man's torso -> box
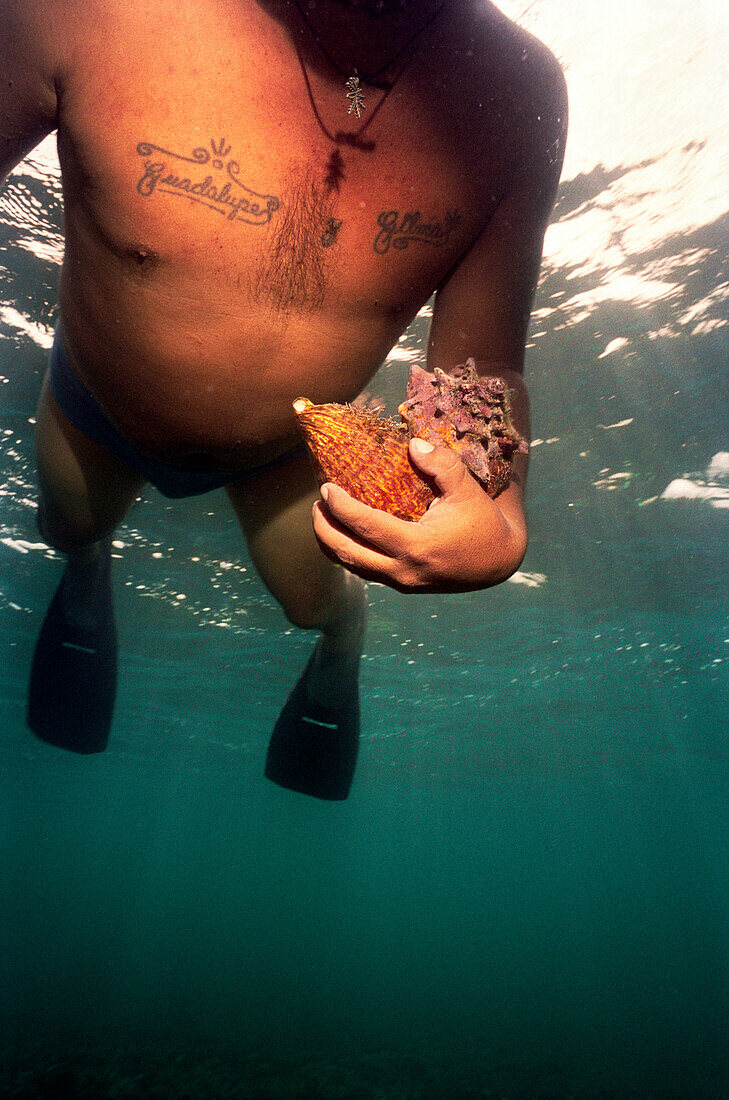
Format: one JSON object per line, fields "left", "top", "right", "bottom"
{"left": 52, "top": 0, "right": 540, "bottom": 468}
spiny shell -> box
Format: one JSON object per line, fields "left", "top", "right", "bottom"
{"left": 399, "top": 358, "right": 528, "bottom": 497}
{"left": 293, "top": 398, "right": 434, "bottom": 522}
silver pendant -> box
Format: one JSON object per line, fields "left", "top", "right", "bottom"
{"left": 345, "top": 72, "right": 366, "bottom": 117}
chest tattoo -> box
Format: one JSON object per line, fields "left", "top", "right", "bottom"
{"left": 135, "top": 137, "right": 279, "bottom": 226}
{"left": 373, "top": 209, "right": 462, "bottom": 254}
{"left": 321, "top": 218, "right": 343, "bottom": 247}
{"left": 323, "top": 149, "right": 346, "bottom": 194}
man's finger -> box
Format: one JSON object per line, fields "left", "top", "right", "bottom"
{"left": 408, "top": 438, "right": 474, "bottom": 498}
{"left": 312, "top": 500, "right": 402, "bottom": 579}
{"left": 318, "top": 483, "right": 418, "bottom": 557}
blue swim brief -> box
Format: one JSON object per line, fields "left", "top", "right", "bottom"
{"left": 48, "top": 327, "right": 306, "bottom": 499}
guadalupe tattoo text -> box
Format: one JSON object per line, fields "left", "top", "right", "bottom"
{"left": 374, "top": 209, "right": 461, "bottom": 254}
{"left": 135, "top": 137, "right": 279, "bottom": 225}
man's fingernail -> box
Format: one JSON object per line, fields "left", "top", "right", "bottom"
{"left": 410, "top": 437, "right": 434, "bottom": 455}
{"left": 320, "top": 484, "right": 330, "bottom": 502}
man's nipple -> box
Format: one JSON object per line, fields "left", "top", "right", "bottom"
{"left": 126, "top": 246, "right": 159, "bottom": 274}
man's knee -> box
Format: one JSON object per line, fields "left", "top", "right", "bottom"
{"left": 36, "top": 498, "right": 114, "bottom": 553}
{"left": 279, "top": 587, "right": 333, "bottom": 632}
{"left": 277, "top": 568, "right": 364, "bottom": 634}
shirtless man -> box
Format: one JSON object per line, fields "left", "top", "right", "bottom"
{"left": 1, "top": 0, "right": 566, "bottom": 799}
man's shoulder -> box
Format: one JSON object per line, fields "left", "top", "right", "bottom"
{"left": 461, "top": 5, "right": 567, "bottom": 188}
{"left": 1, "top": 0, "right": 83, "bottom": 62}
{"left": 1, "top": 0, "right": 133, "bottom": 59}
{"left": 464, "top": 4, "right": 567, "bottom": 134}
{"left": 511, "top": 23, "right": 568, "bottom": 130}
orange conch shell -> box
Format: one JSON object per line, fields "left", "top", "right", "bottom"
{"left": 293, "top": 398, "right": 434, "bottom": 522}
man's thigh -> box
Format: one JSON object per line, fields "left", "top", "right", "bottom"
{"left": 35, "top": 372, "right": 146, "bottom": 548}
{"left": 226, "top": 451, "right": 342, "bottom": 623}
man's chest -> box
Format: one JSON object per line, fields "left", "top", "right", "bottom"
{"left": 58, "top": 3, "right": 512, "bottom": 316}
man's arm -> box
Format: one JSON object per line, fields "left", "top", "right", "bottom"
{"left": 313, "top": 49, "right": 567, "bottom": 593}
{"left": 0, "top": 0, "right": 62, "bottom": 187}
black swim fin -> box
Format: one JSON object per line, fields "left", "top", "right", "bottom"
{"left": 265, "top": 647, "right": 359, "bottom": 801}
{"left": 27, "top": 564, "right": 117, "bottom": 754}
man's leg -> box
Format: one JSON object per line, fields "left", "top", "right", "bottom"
{"left": 28, "top": 374, "right": 146, "bottom": 751}
{"left": 35, "top": 373, "right": 146, "bottom": 550}
{"left": 227, "top": 453, "right": 366, "bottom": 799}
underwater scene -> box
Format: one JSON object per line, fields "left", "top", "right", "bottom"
{"left": 1, "top": 0, "right": 727, "bottom": 1096}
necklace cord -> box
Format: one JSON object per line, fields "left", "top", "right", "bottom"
{"left": 295, "top": 39, "right": 387, "bottom": 147}
{"left": 290, "top": 0, "right": 449, "bottom": 86}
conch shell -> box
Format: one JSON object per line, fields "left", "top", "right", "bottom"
{"left": 294, "top": 359, "right": 528, "bottom": 522}
{"left": 293, "top": 398, "right": 434, "bottom": 521}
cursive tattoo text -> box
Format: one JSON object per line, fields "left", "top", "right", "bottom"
{"left": 373, "top": 209, "right": 461, "bottom": 254}
{"left": 135, "top": 137, "right": 279, "bottom": 225}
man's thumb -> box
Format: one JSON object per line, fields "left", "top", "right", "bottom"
{"left": 408, "top": 437, "right": 471, "bottom": 497}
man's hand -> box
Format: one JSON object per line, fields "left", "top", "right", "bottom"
{"left": 311, "top": 438, "right": 528, "bottom": 594}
